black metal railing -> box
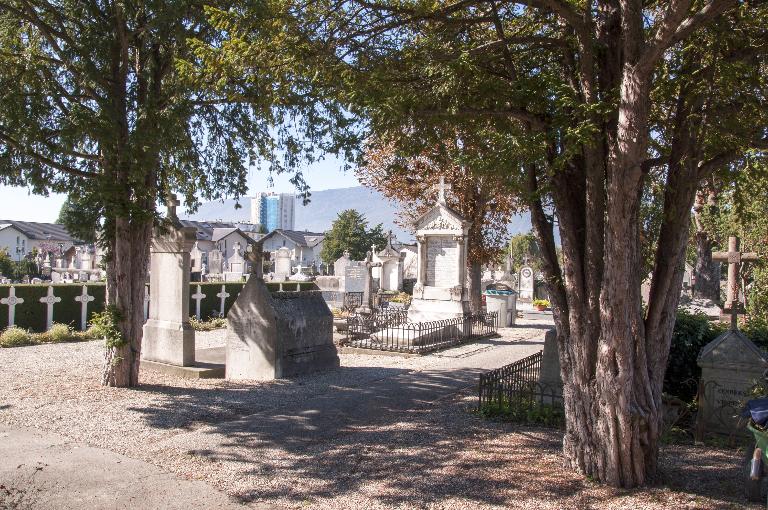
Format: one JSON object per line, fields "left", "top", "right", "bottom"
{"left": 345, "top": 311, "right": 497, "bottom": 354}
{"left": 478, "top": 351, "right": 563, "bottom": 410}
{"left": 321, "top": 291, "right": 364, "bottom": 311}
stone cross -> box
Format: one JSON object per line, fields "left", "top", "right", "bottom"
{"left": 192, "top": 285, "right": 206, "bottom": 320}
{"left": 1, "top": 286, "right": 24, "bottom": 327}
{"left": 39, "top": 285, "right": 61, "bottom": 330}
{"left": 246, "top": 243, "right": 264, "bottom": 279}
{"left": 74, "top": 285, "right": 95, "bottom": 331}
{"left": 166, "top": 193, "right": 180, "bottom": 221}
{"left": 431, "top": 176, "right": 451, "bottom": 204}
{"left": 712, "top": 235, "right": 760, "bottom": 330}
{"left": 216, "top": 285, "right": 230, "bottom": 317}
{"left": 361, "top": 248, "right": 382, "bottom": 311}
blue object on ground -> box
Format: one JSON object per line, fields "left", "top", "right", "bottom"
{"left": 742, "top": 397, "right": 768, "bottom": 427}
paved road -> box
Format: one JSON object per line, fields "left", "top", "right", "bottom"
{"left": 0, "top": 322, "right": 551, "bottom": 509}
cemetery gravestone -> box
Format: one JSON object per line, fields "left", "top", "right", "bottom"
{"left": 226, "top": 241, "right": 339, "bottom": 380}
{"left": 697, "top": 328, "right": 768, "bottom": 435}
{"left": 344, "top": 263, "right": 366, "bottom": 293}
{"left": 142, "top": 195, "right": 197, "bottom": 366}
{"left": 274, "top": 246, "right": 292, "bottom": 280}
{"left": 208, "top": 249, "right": 224, "bottom": 275}
{"left": 408, "top": 177, "right": 470, "bottom": 322}
{"left": 518, "top": 266, "right": 535, "bottom": 301}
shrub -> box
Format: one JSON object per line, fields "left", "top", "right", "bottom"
{"left": 744, "top": 316, "right": 768, "bottom": 351}
{"left": 664, "top": 311, "right": 724, "bottom": 402}
{"left": 532, "top": 299, "right": 550, "bottom": 308}
{"left": 0, "top": 326, "right": 35, "bottom": 347}
{"left": 189, "top": 316, "right": 227, "bottom": 331}
{"left": 41, "top": 323, "right": 73, "bottom": 343}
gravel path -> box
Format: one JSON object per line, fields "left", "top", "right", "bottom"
{"left": 0, "top": 320, "right": 757, "bottom": 509}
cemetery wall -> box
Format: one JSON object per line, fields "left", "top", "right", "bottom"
{"left": 0, "top": 281, "right": 317, "bottom": 332}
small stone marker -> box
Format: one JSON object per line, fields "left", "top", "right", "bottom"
{"left": 1, "top": 286, "right": 24, "bottom": 327}
{"left": 192, "top": 285, "right": 206, "bottom": 320}
{"left": 39, "top": 286, "right": 61, "bottom": 330}
{"left": 74, "top": 285, "right": 95, "bottom": 331}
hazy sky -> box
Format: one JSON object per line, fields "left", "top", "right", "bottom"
{"left": 0, "top": 155, "right": 361, "bottom": 223}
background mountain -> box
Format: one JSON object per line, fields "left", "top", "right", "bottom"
{"left": 183, "top": 185, "right": 534, "bottom": 243}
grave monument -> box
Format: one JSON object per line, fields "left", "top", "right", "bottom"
{"left": 226, "top": 241, "right": 339, "bottom": 380}
{"left": 697, "top": 235, "right": 765, "bottom": 436}
{"left": 142, "top": 195, "right": 198, "bottom": 366}
{"left": 274, "top": 246, "right": 292, "bottom": 280}
{"left": 408, "top": 177, "right": 471, "bottom": 322}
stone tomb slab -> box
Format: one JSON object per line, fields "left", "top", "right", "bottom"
{"left": 226, "top": 277, "right": 339, "bottom": 380}
{"left": 697, "top": 328, "right": 768, "bottom": 435}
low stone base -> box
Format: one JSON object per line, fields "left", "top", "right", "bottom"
{"left": 142, "top": 319, "right": 195, "bottom": 366}
{"left": 370, "top": 323, "right": 465, "bottom": 347}
{"left": 142, "top": 347, "right": 225, "bottom": 379}
{"left": 406, "top": 297, "right": 470, "bottom": 323}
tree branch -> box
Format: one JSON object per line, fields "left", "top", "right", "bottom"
{"left": 0, "top": 130, "right": 98, "bottom": 179}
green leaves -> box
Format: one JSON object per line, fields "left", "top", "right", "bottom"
{"left": 320, "top": 209, "right": 387, "bottom": 262}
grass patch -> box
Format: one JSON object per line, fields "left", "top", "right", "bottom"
{"left": 189, "top": 316, "right": 227, "bottom": 331}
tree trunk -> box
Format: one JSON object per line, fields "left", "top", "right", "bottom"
{"left": 102, "top": 216, "right": 153, "bottom": 387}
{"left": 468, "top": 261, "right": 482, "bottom": 313}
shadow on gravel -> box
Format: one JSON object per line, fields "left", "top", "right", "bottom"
{"left": 128, "top": 359, "right": 753, "bottom": 509}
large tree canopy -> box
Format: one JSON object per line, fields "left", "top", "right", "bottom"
{"left": 0, "top": 0, "right": 353, "bottom": 386}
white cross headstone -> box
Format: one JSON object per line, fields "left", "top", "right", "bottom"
{"left": 1, "top": 286, "right": 24, "bottom": 327}
{"left": 74, "top": 285, "right": 95, "bottom": 331}
{"left": 39, "top": 285, "right": 61, "bottom": 330}
{"left": 216, "top": 285, "right": 230, "bottom": 317}
{"left": 192, "top": 285, "right": 206, "bottom": 320}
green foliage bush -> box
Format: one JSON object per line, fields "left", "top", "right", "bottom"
{"left": 89, "top": 306, "right": 124, "bottom": 348}
{"left": 0, "top": 326, "right": 34, "bottom": 347}
{"left": 189, "top": 316, "right": 227, "bottom": 331}
{"left": 664, "top": 311, "right": 724, "bottom": 402}
{"left": 43, "top": 323, "right": 73, "bottom": 343}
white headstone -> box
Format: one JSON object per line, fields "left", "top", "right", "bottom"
{"left": 407, "top": 187, "right": 470, "bottom": 322}
{"left": 518, "top": 266, "right": 535, "bottom": 300}
{"left": 274, "top": 247, "right": 292, "bottom": 280}
{"left": 191, "top": 285, "right": 206, "bottom": 320}
{"left": 74, "top": 285, "right": 95, "bottom": 331}
{"left": 1, "top": 287, "right": 24, "bottom": 327}
{"left": 142, "top": 206, "right": 197, "bottom": 367}
{"left": 228, "top": 242, "right": 245, "bottom": 274}
{"left": 39, "top": 285, "right": 61, "bottom": 330}
{"left": 216, "top": 285, "right": 230, "bottom": 316}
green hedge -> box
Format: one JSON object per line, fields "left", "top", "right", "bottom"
{"left": 0, "top": 280, "right": 319, "bottom": 331}
{"left": 0, "top": 284, "right": 106, "bottom": 332}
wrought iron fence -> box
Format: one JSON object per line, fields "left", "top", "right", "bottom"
{"left": 321, "top": 291, "right": 364, "bottom": 311}
{"left": 478, "top": 351, "right": 563, "bottom": 410}
{"left": 345, "top": 311, "right": 497, "bottom": 354}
